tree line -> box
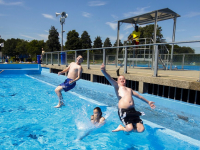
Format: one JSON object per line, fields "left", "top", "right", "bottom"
{"left": 0, "top": 24, "right": 195, "bottom": 60}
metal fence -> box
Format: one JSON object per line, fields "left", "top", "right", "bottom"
{"left": 42, "top": 40, "right": 200, "bottom": 81}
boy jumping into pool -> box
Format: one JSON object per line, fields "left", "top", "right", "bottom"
{"left": 101, "top": 63, "right": 156, "bottom": 133}
{"left": 54, "top": 55, "right": 83, "bottom": 108}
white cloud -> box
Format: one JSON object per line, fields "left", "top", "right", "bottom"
{"left": 123, "top": 6, "right": 150, "bottom": 18}
{"left": 44, "top": 30, "right": 48, "bottom": 33}
{"left": 185, "top": 12, "right": 200, "bottom": 18}
{"left": 88, "top": 1, "right": 106, "bottom": 6}
{"left": 108, "top": 34, "right": 125, "bottom": 44}
{"left": 111, "top": 14, "right": 118, "bottom": 20}
{"left": 0, "top": 0, "right": 22, "bottom": 5}
{"left": 82, "top": 12, "right": 92, "bottom": 18}
{"left": 194, "top": 36, "right": 200, "bottom": 38}
{"left": 123, "top": 24, "right": 133, "bottom": 30}
{"left": 42, "top": 14, "right": 55, "bottom": 20}
{"left": 20, "top": 34, "right": 35, "bottom": 39}
{"left": 106, "top": 22, "right": 117, "bottom": 30}
{"left": 38, "top": 34, "right": 48, "bottom": 40}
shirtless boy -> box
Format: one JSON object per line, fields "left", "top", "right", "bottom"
{"left": 54, "top": 55, "right": 83, "bottom": 108}
{"left": 101, "top": 63, "right": 155, "bottom": 132}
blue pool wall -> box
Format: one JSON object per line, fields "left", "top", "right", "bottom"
{"left": 0, "top": 64, "right": 41, "bottom": 74}
{"left": 77, "top": 78, "right": 200, "bottom": 118}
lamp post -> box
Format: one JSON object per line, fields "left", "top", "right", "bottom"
{"left": 56, "top": 12, "right": 68, "bottom": 65}
{"left": 56, "top": 12, "right": 68, "bottom": 52}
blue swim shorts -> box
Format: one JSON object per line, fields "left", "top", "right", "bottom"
{"left": 59, "top": 78, "right": 76, "bottom": 92}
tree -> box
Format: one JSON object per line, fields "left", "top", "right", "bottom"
{"left": 93, "top": 36, "right": 103, "bottom": 54}
{"left": 15, "top": 40, "right": 28, "bottom": 56}
{"left": 138, "top": 24, "right": 163, "bottom": 43}
{"left": 65, "top": 30, "right": 82, "bottom": 51}
{"left": 80, "top": 31, "right": 92, "bottom": 55}
{"left": 173, "top": 45, "right": 195, "bottom": 54}
{"left": 103, "top": 37, "right": 112, "bottom": 54}
{"left": 80, "top": 31, "right": 92, "bottom": 49}
{"left": 3, "top": 38, "right": 21, "bottom": 57}
{"left": 113, "top": 39, "right": 123, "bottom": 54}
{"left": 27, "top": 40, "right": 45, "bottom": 59}
{"left": 46, "top": 26, "right": 61, "bottom": 52}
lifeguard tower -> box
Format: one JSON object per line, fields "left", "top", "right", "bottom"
{"left": 116, "top": 8, "right": 180, "bottom": 70}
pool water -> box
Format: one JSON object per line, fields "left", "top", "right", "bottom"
{"left": 0, "top": 69, "right": 200, "bottom": 149}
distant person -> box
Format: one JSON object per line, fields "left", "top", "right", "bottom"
{"left": 91, "top": 107, "right": 105, "bottom": 127}
{"left": 128, "top": 25, "right": 140, "bottom": 45}
{"left": 54, "top": 55, "right": 83, "bottom": 108}
{"left": 128, "top": 25, "right": 140, "bottom": 56}
{"left": 40, "top": 48, "right": 45, "bottom": 62}
{"left": 101, "top": 63, "right": 155, "bottom": 133}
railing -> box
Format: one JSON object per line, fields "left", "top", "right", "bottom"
{"left": 42, "top": 40, "right": 200, "bottom": 81}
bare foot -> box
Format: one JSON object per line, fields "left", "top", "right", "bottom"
{"left": 54, "top": 102, "right": 65, "bottom": 108}
{"left": 112, "top": 125, "right": 125, "bottom": 132}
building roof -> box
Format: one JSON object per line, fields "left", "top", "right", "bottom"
{"left": 118, "top": 8, "right": 180, "bottom": 25}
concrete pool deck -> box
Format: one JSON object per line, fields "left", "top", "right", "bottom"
{"left": 41, "top": 64, "right": 200, "bottom": 93}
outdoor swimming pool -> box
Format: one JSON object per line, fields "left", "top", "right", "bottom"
{"left": 0, "top": 68, "right": 200, "bottom": 149}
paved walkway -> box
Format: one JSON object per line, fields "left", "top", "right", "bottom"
{"left": 42, "top": 64, "right": 200, "bottom": 91}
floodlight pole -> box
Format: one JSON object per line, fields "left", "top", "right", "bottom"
{"left": 61, "top": 23, "right": 63, "bottom": 52}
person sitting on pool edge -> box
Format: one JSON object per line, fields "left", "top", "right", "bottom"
{"left": 54, "top": 55, "right": 83, "bottom": 108}
{"left": 91, "top": 107, "right": 105, "bottom": 127}
{"left": 100, "top": 63, "right": 156, "bottom": 133}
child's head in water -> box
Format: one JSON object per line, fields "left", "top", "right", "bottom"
{"left": 91, "top": 107, "right": 105, "bottom": 126}
{"left": 93, "top": 107, "right": 102, "bottom": 119}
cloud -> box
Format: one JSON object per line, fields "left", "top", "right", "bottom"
{"left": 106, "top": 22, "right": 117, "bottom": 30}
{"left": 0, "top": 0, "right": 22, "bottom": 5}
{"left": 123, "top": 24, "right": 133, "bottom": 30}
{"left": 185, "top": 12, "right": 200, "bottom": 18}
{"left": 194, "top": 36, "right": 200, "bottom": 38}
{"left": 111, "top": 14, "right": 118, "bottom": 20}
{"left": 123, "top": 6, "right": 150, "bottom": 18}
{"left": 20, "top": 34, "right": 35, "bottom": 39}
{"left": 88, "top": 1, "right": 106, "bottom": 6}
{"left": 108, "top": 34, "right": 125, "bottom": 44}
{"left": 82, "top": 12, "right": 92, "bottom": 18}
{"left": 42, "top": 14, "right": 55, "bottom": 20}
{"left": 44, "top": 30, "right": 48, "bottom": 33}
{"left": 38, "top": 34, "right": 48, "bottom": 40}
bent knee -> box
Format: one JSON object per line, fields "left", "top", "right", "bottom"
{"left": 137, "top": 126, "right": 145, "bottom": 133}
{"left": 126, "top": 126, "right": 134, "bottom": 132}
{"left": 55, "top": 88, "right": 61, "bottom": 93}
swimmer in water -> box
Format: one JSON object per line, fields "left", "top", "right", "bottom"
{"left": 54, "top": 55, "right": 83, "bottom": 108}
{"left": 101, "top": 63, "right": 155, "bottom": 133}
{"left": 77, "top": 107, "right": 105, "bottom": 141}
{"left": 91, "top": 107, "right": 105, "bottom": 127}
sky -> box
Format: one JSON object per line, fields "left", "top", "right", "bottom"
{"left": 0, "top": 0, "right": 200, "bottom": 53}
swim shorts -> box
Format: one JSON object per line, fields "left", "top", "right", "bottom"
{"left": 59, "top": 78, "right": 76, "bottom": 92}
{"left": 118, "top": 107, "right": 143, "bottom": 127}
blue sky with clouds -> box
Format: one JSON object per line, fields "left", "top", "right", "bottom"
{"left": 0, "top": 0, "right": 200, "bottom": 53}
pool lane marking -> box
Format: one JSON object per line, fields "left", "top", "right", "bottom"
{"left": 25, "top": 74, "right": 200, "bottom": 147}
{"left": 25, "top": 74, "right": 107, "bottom": 106}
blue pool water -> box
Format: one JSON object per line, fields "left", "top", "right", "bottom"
{"left": 0, "top": 68, "right": 200, "bottom": 149}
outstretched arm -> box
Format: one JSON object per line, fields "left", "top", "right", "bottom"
{"left": 101, "top": 63, "right": 118, "bottom": 88}
{"left": 58, "top": 63, "right": 71, "bottom": 75}
{"left": 132, "top": 90, "right": 156, "bottom": 109}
